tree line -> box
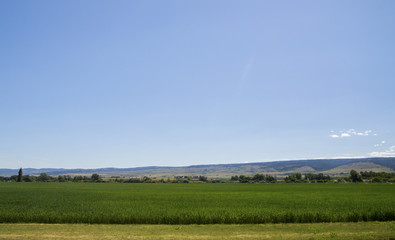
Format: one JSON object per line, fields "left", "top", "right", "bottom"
{"left": 2, "top": 168, "right": 395, "bottom": 183}
{"left": 359, "top": 171, "right": 395, "bottom": 182}
{"left": 0, "top": 171, "right": 102, "bottom": 182}
{"left": 231, "top": 170, "right": 395, "bottom": 183}
{"left": 230, "top": 174, "right": 277, "bottom": 183}
{"left": 229, "top": 173, "right": 333, "bottom": 183}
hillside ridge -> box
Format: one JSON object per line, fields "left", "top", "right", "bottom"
{"left": 1, "top": 157, "right": 394, "bottom": 178}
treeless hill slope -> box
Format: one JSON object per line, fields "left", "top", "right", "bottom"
{"left": 323, "top": 162, "right": 393, "bottom": 175}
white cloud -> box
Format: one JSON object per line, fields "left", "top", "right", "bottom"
{"left": 374, "top": 140, "right": 387, "bottom": 147}
{"left": 348, "top": 129, "right": 357, "bottom": 135}
{"left": 357, "top": 130, "right": 372, "bottom": 136}
{"left": 369, "top": 145, "right": 395, "bottom": 157}
{"left": 330, "top": 129, "right": 374, "bottom": 138}
{"left": 331, "top": 155, "right": 367, "bottom": 159}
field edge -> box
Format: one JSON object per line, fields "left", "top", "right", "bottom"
{"left": 0, "top": 222, "right": 394, "bottom": 240}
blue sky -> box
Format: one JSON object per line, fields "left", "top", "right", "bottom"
{"left": 1, "top": 0, "right": 395, "bottom": 168}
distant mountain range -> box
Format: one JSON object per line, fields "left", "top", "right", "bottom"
{"left": 1, "top": 157, "right": 394, "bottom": 178}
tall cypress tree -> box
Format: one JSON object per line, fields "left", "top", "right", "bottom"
{"left": 18, "top": 168, "right": 23, "bottom": 182}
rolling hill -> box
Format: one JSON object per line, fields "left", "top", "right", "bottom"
{"left": 1, "top": 157, "right": 394, "bottom": 179}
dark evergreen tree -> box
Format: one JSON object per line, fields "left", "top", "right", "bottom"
{"left": 17, "top": 168, "right": 22, "bottom": 182}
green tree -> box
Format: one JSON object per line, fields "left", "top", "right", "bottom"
{"left": 350, "top": 170, "right": 363, "bottom": 182}
{"left": 58, "top": 175, "right": 65, "bottom": 182}
{"left": 23, "top": 175, "right": 34, "bottom": 182}
{"left": 285, "top": 173, "right": 302, "bottom": 183}
{"left": 252, "top": 174, "right": 265, "bottom": 182}
{"left": 230, "top": 175, "right": 239, "bottom": 181}
{"left": 265, "top": 175, "right": 277, "bottom": 183}
{"left": 91, "top": 174, "right": 101, "bottom": 182}
{"left": 17, "top": 168, "right": 23, "bottom": 182}
{"left": 238, "top": 175, "right": 251, "bottom": 183}
{"left": 37, "top": 173, "right": 50, "bottom": 182}
{"left": 73, "top": 176, "right": 83, "bottom": 182}
{"left": 10, "top": 175, "right": 18, "bottom": 182}
{"left": 143, "top": 176, "right": 152, "bottom": 183}
{"left": 199, "top": 175, "right": 208, "bottom": 182}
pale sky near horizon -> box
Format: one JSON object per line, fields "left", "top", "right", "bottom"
{"left": 1, "top": 0, "right": 395, "bottom": 169}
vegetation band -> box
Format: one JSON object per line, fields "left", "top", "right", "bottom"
{"left": 0, "top": 183, "right": 394, "bottom": 224}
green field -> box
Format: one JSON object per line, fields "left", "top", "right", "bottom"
{"left": 0, "top": 183, "right": 394, "bottom": 224}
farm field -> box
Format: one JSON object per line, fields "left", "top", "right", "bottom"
{"left": 0, "top": 222, "right": 394, "bottom": 240}
{"left": 0, "top": 183, "right": 394, "bottom": 224}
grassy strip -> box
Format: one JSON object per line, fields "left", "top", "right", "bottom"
{"left": 0, "top": 222, "right": 394, "bottom": 239}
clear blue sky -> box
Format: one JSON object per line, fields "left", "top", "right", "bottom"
{"left": 1, "top": 0, "right": 395, "bottom": 168}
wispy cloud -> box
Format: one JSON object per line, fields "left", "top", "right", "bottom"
{"left": 329, "top": 129, "right": 374, "bottom": 138}
{"left": 374, "top": 140, "right": 387, "bottom": 147}
{"left": 237, "top": 57, "right": 254, "bottom": 92}
{"left": 369, "top": 145, "right": 395, "bottom": 157}
{"left": 331, "top": 155, "right": 367, "bottom": 159}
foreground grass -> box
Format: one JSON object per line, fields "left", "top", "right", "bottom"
{"left": 0, "top": 183, "right": 394, "bottom": 224}
{"left": 0, "top": 222, "right": 394, "bottom": 239}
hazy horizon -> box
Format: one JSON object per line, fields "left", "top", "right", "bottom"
{"left": 2, "top": 156, "right": 394, "bottom": 170}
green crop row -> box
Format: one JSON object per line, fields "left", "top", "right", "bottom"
{"left": 0, "top": 182, "right": 394, "bottom": 224}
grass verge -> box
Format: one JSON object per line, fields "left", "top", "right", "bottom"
{"left": 0, "top": 222, "right": 394, "bottom": 240}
